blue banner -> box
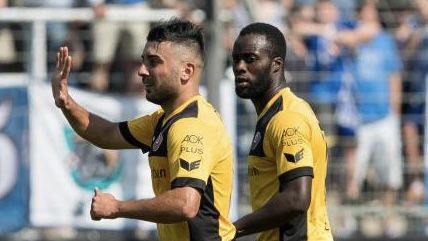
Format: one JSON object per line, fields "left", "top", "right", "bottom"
{"left": 0, "top": 87, "right": 29, "bottom": 234}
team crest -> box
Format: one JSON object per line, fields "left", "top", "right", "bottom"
{"left": 152, "top": 133, "right": 163, "bottom": 152}
{"left": 251, "top": 131, "right": 261, "bottom": 150}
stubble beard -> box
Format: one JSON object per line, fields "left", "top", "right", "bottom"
{"left": 145, "top": 78, "right": 178, "bottom": 106}
{"left": 146, "top": 87, "right": 177, "bottom": 106}
{"left": 235, "top": 71, "right": 271, "bottom": 99}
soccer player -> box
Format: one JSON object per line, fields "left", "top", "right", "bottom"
{"left": 51, "top": 19, "right": 236, "bottom": 241}
{"left": 231, "top": 23, "right": 333, "bottom": 241}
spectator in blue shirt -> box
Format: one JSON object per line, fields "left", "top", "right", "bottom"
{"left": 338, "top": 1, "right": 403, "bottom": 207}
{"left": 299, "top": 0, "right": 355, "bottom": 141}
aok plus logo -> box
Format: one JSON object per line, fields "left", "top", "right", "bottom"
{"left": 180, "top": 134, "right": 204, "bottom": 155}
{"left": 181, "top": 135, "right": 203, "bottom": 145}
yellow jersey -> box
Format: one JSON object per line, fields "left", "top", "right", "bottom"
{"left": 248, "top": 88, "right": 333, "bottom": 241}
{"left": 119, "top": 95, "right": 236, "bottom": 241}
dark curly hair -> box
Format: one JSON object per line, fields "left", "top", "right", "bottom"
{"left": 238, "top": 22, "right": 287, "bottom": 60}
{"left": 147, "top": 18, "right": 205, "bottom": 61}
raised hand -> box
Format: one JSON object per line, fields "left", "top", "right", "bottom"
{"left": 52, "top": 47, "right": 72, "bottom": 109}
{"left": 90, "top": 188, "right": 120, "bottom": 221}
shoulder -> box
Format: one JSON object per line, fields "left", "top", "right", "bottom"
{"left": 281, "top": 91, "right": 317, "bottom": 120}
{"left": 268, "top": 111, "right": 312, "bottom": 139}
{"left": 171, "top": 117, "right": 203, "bottom": 129}
{"left": 167, "top": 118, "right": 216, "bottom": 149}
{"left": 271, "top": 110, "right": 310, "bottom": 128}
{"left": 127, "top": 108, "right": 164, "bottom": 125}
{"left": 269, "top": 94, "right": 316, "bottom": 135}
{"left": 170, "top": 112, "right": 220, "bottom": 135}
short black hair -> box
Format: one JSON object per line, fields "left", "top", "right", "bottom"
{"left": 147, "top": 18, "right": 205, "bottom": 61}
{"left": 238, "top": 23, "right": 287, "bottom": 60}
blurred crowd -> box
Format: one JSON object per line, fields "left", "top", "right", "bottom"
{"left": 0, "top": 0, "right": 427, "bottom": 238}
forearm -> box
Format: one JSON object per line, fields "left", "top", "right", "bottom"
{"left": 334, "top": 30, "right": 358, "bottom": 48}
{"left": 234, "top": 176, "right": 311, "bottom": 238}
{"left": 335, "top": 23, "right": 379, "bottom": 48}
{"left": 60, "top": 97, "right": 117, "bottom": 149}
{"left": 234, "top": 208, "right": 280, "bottom": 237}
{"left": 389, "top": 72, "right": 402, "bottom": 115}
{"left": 117, "top": 188, "right": 199, "bottom": 223}
{"left": 234, "top": 192, "right": 306, "bottom": 237}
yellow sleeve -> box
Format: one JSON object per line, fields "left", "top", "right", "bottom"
{"left": 268, "top": 112, "right": 314, "bottom": 183}
{"left": 118, "top": 109, "right": 163, "bottom": 153}
{"left": 168, "top": 118, "right": 214, "bottom": 192}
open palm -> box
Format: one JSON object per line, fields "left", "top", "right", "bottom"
{"left": 52, "top": 47, "right": 72, "bottom": 109}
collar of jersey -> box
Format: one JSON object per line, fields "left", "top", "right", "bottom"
{"left": 162, "top": 95, "right": 202, "bottom": 124}
{"left": 257, "top": 87, "right": 289, "bottom": 119}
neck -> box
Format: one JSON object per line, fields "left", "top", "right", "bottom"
{"left": 161, "top": 89, "right": 199, "bottom": 116}
{"left": 252, "top": 80, "right": 286, "bottom": 115}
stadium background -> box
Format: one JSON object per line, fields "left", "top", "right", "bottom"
{"left": 0, "top": 0, "right": 427, "bottom": 241}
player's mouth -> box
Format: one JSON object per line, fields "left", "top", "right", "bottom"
{"left": 235, "top": 76, "right": 250, "bottom": 88}
{"left": 143, "top": 80, "right": 153, "bottom": 88}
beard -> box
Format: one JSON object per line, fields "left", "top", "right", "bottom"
{"left": 146, "top": 90, "right": 175, "bottom": 105}
{"left": 145, "top": 79, "right": 178, "bottom": 105}
{"left": 146, "top": 87, "right": 177, "bottom": 105}
{"left": 144, "top": 66, "right": 181, "bottom": 105}
{"left": 235, "top": 70, "right": 271, "bottom": 99}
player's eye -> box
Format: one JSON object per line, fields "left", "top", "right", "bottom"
{"left": 144, "top": 58, "right": 161, "bottom": 67}
{"left": 245, "top": 55, "right": 257, "bottom": 63}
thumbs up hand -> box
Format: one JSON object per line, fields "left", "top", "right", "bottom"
{"left": 90, "top": 188, "right": 120, "bottom": 221}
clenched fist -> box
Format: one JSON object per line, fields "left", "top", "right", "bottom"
{"left": 90, "top": 188, "right": 120, "bottom": 221}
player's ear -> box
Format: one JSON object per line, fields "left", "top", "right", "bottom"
{"left": 181, "top": 62, "right": 195, "bottom": 84}
{"left": 272, "top": 57, "right": 283, "bottom": 73}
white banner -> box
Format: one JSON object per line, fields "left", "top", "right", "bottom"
{"left": 29, "top": 82, "right": 157, "bottom": 230}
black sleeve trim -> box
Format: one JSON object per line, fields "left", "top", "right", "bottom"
{"left": 278, "top": 167, "right": 314, "bottom": 185}
{"left": 118, "top": 121, "right": 151, "bottom": 153}
{"left": 171, "top": 177, "right": 206, "bottom": 192}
